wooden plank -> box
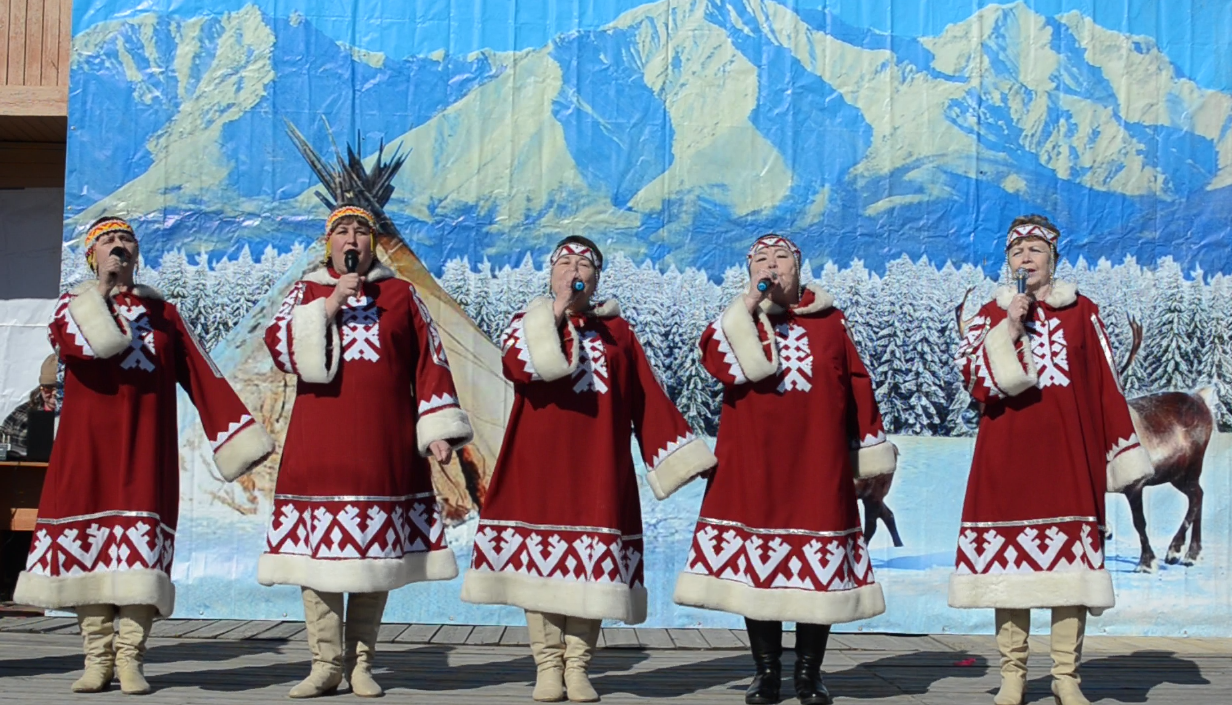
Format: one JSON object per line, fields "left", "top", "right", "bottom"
{"left": 601, "top": 628, "right": 639, "bottom": 649}
{"left": 697, "top": 628, "right": 745, "bottom": 649}
{"left": 464, "top": 626, "right": 505, "bottom": 645}
{"left": 0, "top": 0, "right": 9, "bottom": 84}
{"left": 732, "top": 629, "right": 750, "bottom": 646}
{"left": 499, "top": 626, "right": 529, "bottom": 646}
{"left": 39, "top": 0, "right": 58, "bottom": 86}
{"left": 393, "top": 624, "right": 439, "bottom": 643}
{"left": 56, "top": 0, "right": 69, "bottom": 87}
{"left": 184, "top": 620, "right": 250, "bottom": 639}
{"left": 24, "top": 0, "right": 43, "bottom": 86}
{"left": 7, "top": 0, "right": 28, "bottom": 85}
{"left": 0, "top": 616, "right": 58, "bottom": 632}
{"left": 6, "top": 507, "right": 38, "bottom": 531}
{"left": 150, "top": 620, "right": 217, "bottom": 638}
{"left": 376, "top": 623, "right": 407, "bottom": 643}
{"left": 430, "top": 625, "right": 473, "bottom": 644}
{"left": 221, "top": 621, "right": 282, "bottom": 640}
{"left": 248, "top": 622, "right": 304, "bottom": 640}
{"left": 667, "top": 629, "right": 709, "bottom": 650}
{"left": 30, "top": 617, "right": 76, "bottom": 633}
{"left": 0, "top": 85, "right": 67, "bottom": 116}
{"left": 634, "top": 628, "right": 674, "bottom": 649}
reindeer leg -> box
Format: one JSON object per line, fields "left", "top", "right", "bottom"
{"left": 1183, "top": 483, "right": 1204, "bottom": 566}
{"left": 880, "top": 503, "right": 904, "bottom": 548}
{"left": 1165, "top": 479, "right": 1197, "bottom": 565}
{"left": 862, "top": 499, "right": 878, "bottom": 545}
{"left": 1126, "top": 487, "right": 1156, "bottom": 573}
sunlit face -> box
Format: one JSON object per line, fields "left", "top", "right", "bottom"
{"left": 328, "top": 217, "right": 375, "bottom": 274}
{"left": 551, "top": 253, "right": 599, "bottom": 304}
{"left": 1007, "top": 237, "right": 1053, "bottom": 289}
{"left": 749, "top": 245, "right": 799, "bottom": 296}
{"left": 92, "top": 229, "right": 139, "bottom": 274}
{"left": 39, "top": 385, "right": 57, "bottom": 410}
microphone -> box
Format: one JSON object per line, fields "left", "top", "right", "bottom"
{"left": 1015, "top": 267, "right": 1029, "bottom": 295}
{"left": 110, "top": 247, "right": 128, "bottom": 264}
{"left": 344, "top": 250, "right": 359, "bottom": 274}
{"left": 756, "top": 272, "right": 779, "bottom": 292}
{"left": 572, "top": 280, "right": 586, "bottom": 293}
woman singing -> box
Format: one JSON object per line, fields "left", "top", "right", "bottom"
{"left": 949, "top": 215, "right": 1152, "bottom": 705}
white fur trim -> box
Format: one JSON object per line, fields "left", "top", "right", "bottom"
{"left": 416, "top": 407, "right": 475, "bottom": 455}
{"left": 719, "top": 298, "right": 778, "bottom": 383}
{"left": 460, "top": 569, "right": 648, "bottom": 624}
{"left": 290, "top": 297, "right": 340, "bottom": 384}
{"left": 645, "top": 437, "right": 717, "bottom": 500}
{"left": 14, "top": 568, "right": 174, "bottom": 618}
{"left": 302, "top": 261, "right": 397, "bottom": 284}
{"left": 994, "top": 281, "right": 1078, "bottom": 309}
{"left": 948, "top": 569, "right": 1114, "bottom": 613}
{"left": 521, "top": 297, "right": 579, "bottom": 382}
{"left": 72, "top": 280, "right": 165, "bottom": 301}
{"left": 759, "top": 282, "right": 835, "bottom": 316}
{"left": 66, "top": 286, "right": 132, "bottom": 359}
{"left": 590, "top": 299, "right": 621, "bottom": 318}
{"left": 983, "top": 318, "right": 1038, "bottom": 397}
{"left": 1107, "top": 445, "right": 1153, "bottom": 492}
{"left": 213, "top": 422, "right": 275, "bottom": 482}
{"left": 673, "top": 572, "right": 885, "bottom": 624}
{"left": 851, "top": 441, "right": 897, "bottom": 479}
{"left": 258, "top": 548, "right": 457, "bottom": 593}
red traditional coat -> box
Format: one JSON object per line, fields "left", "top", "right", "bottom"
{"left": 258, "top": 263, "right": 472, "bottom": 594}
{"left": 948, "top": 283, "right": 1152, "bottom": 612}
{"left": 460, "top": 297, "right": 716, "bottom": 624}
{"left": 673, "top": 284, "right": 895, "bottom": 624}
{"left": 14, "top": 282, "right": 273, "bottom": 617}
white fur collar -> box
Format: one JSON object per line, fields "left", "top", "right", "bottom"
{"left": 759, "top": 282, "right": 835, "bottom": 316}
{"left": 994, "top": 281, "right": 1078, "bottom": 309}
{"left": 534, "top": 296, "right": 622, "bottom": 319}
{"left": 303, "top": 261, "right": 397, "bottom": 285}
{"left": 73, "top": 280, "right": 164, "bottom": 301}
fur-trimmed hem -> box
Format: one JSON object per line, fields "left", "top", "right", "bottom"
{"left": 257, "top": 548, "right": 458, "bottom": 593}
{"left": 720, "top": 298, "right": 778, "bottom": 383}
{"left": 213, "top": 422, "right": 275, "bottom": 482}
{"left": 290, "top": 297, "right": 340, "bottom": 384}
{"left": 645, "top": 437, "right": 717, "bottom": 500}
{"left": 303, "top": 261, "right": 397, "bottom": 284}
{"left": 460, "top": 569, "right": 647, "bottom": 624}
{"left": 994, "top": 281, "right": 1078, "bottom": 309}
{"left": 983, "top": 318, "right": 1038, "bottom": 396}
{"left": 14, "top": 568, "right": 174, "bottom": 618}
{"left": 851, "top": 441, "right": 897, "bottom": 479}
{"left": 67, "top": 286, "right": 132, "bottom": 359}
{"left": 416, "top": 407, "right": 475, "bottom": 455}
{"left": 673, "top": 572, "right": 885, "bottom": 624}
{"left": 522, "top": 297, "right": 579, "bottom": 382}
{"left": 1107, "top": 445, "right": 1153, "bottom": 492}
{"left": 948, "top": 569, "right": 1115, "bottom": 613}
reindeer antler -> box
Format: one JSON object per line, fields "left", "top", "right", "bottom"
{"left": 1119, "top": 314, "right": 1144, "bottom": 379}
{"left": 955, "top": 286, "right": 977, "bottom": 336}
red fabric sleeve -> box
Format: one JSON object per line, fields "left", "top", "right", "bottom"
{"left": 1089, "top": 306, "right": 1152, "bottom": 491}
{"left": 840, "top": 313, "right": 896, "bottom": 478}
{"left": 956, "top": 302, "right": 1037, "bottom": 403}
{"left": 264, "top": 281, "right": 308, "bottom": 375}
{"left": 408, "top": 284, "right": 473, "bottom": 454}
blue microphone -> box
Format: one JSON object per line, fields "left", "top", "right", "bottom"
{"left": 572, "top": 280, "right": 585, "bottom": 292}
{"left": 757, "top": 280, "right": 770, "bottom": 292}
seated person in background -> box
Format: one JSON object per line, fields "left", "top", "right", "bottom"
{"left": 0, "top": 354, "right": 60, "bottom": 459}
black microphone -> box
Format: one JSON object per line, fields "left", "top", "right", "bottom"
{"left": 344, "top": 250, "right": 359, "bottom": 274}
{"left": 110, "top": 246, "right": 128, "bottom": 264}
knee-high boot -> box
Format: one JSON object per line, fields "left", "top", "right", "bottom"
{"left": 344, "top": 591, "right": 388, "bottom": 698}
{"left": 793, "top": 623, "right": 832, "bottom": 705}
{"left": 995, "top": 609, "right": 1031, "bottom": 705}
{"left": 71, "top": 604, "right": 116, "bottom": 693}
{"left": 289, "top": 588, "right": 345, "bottom": 698}
{"left": 115, "top": 604, "right": 156, "bottom": 695}
{"left": 1050, "top": 607, "right": 1090, "bottom": 705}
{"left": 526, "top": 611, "right": 567, "bottom": 702}
{"left": 563, "top": 616, "right": 601, "bottom": 702}
{"left": 744, "top": 618, "right": 783, "bottom": 705}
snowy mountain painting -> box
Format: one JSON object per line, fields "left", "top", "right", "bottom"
{"left": 60, "top": 0, "right": 1232, "bottom": 634}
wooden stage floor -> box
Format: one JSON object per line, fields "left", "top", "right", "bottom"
{"left": 0, "top": 617, "right": 1226, "bottom": 702}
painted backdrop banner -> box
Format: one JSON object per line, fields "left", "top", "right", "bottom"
{"left": 59, "top": 0, "right": 1232, "bottom": 635}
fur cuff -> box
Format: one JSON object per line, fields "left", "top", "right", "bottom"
{"left": 257, "top": 548, "right": 458, "bottom": 593}
{"left": 948, "top": 568, "right": 1114, "bottom": 613}
{"left": 984, "top": 318, "right": 1038, "bottom": 397}
{"left": 851, "top": 441, "right": 897, "bottom": 479}
{"left": 213, "top": 423, "right": 275, "bottom": 482}
{"left": 291, "top": 298, "right": 340, "bottom": 385}
{"left": 14, "top": 568, "right": 175, "bottom": 618}
{"left": 416, "top": 407, "right": 475, "bottom": 455}
{"left": 460, "top": 569, "right": 648, "bottom": 624}
{"left": 673, "top": 572, "right": 886, "bottom": 624}
{"left": 1107, "top": 445, "right": 1153, "bottom": 492}
{"left": 67, "top": 287, "right": 132, "bottom": 359}
{"left": 645, "top": 437, "right": 717, "bottom": 500}
{"left": 521, "top": 297, "right": 578, "bottom": 382}
{"left": 719, "top": 298, "right": 778, "bottom": 383}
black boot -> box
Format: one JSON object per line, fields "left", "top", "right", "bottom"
{"left": 793, "top": 623, "right": 832, "bottom": 705}
{"left": 744, "top": 619, "right": 783, "bottom": 705}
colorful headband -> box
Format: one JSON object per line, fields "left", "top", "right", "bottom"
{"left": 550, "top": 242, "right": 601, "bottom": 270}
{"left": 325, "top": 206, "right": 377, "bottom": 236}
{"left": 1005, "top": 223, "right": 1059, "bottom": 249}
{"left": 746, "top": 234, "right": 801, "bottom": 265}
{"left": 84, "top": 217, "right": 135, "bottom": 271}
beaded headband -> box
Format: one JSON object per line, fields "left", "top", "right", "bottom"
{"left": 84, "top": 217, "right": 135, "bottom": 272}
{"left": 325, "top": 206, "right": 377, "bottom": 236}
{"left": 1005, "top": 223, "right": 1059, "bottom": 249}
{"left": 550, "top": 242, "right": 601, "bottom": 270}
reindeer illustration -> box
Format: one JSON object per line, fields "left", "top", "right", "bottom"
{"left": 856, "top": 472, "right": 903, "bottom": 547}
{"left": 955, "top": 290, "right": 1217, "bottom": 572}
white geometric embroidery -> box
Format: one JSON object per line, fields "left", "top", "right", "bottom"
{"left": 53, "top": 294, "right": 95, "bottom": 358}
{"left": 1027, "top": 310, "right": 1069, "bottom": 388}
{"left": 209, "top": 415, "right": 253, "bottom": 451}
{"left": 956, "top": 314, "right": 1004, "bottom": 398}
{"left": 685, "top": 521, "right": 873, "bottom": 592}
{"left": 340, "top": 295, "right": 381, "bottom": 362}
{"left": 573, "top": 330, "right": 610, "bottom": 394}
{"left": 649, "top": 433, "right": 696, "bottom": 470}
{"left": 709, "top": 320, "right": 749, "bottom": 384}
{"left": 774, "top": 322, "right": 812, "bottom": 393}
{"left": 1106, "top": 434, "right": 1140, "bottom": 462}
{"left": 418, "top": 394, "right": 458, "bottom": 415}
{"left": 270, "top": 282, "right": 306, "bottom": 373}
{"left": 471, "top": 523, "right": 643, "bottom": 587}
{"left": 501, "top": 317, "right": 541, "bottom": 381}
{"left": 410, "top": 287, "right": 451, "bottom": 370}
{"left": 955, "top": 519, "right": 1105, "bottom": 575}
{"left": 265, "top": 493, "right": 442, "bottom": 559}
{"left": 116, "top": 303, "right": 156, "bottom": 372}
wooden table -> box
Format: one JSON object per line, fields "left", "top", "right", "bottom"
{"left": 0, "top": 461, "right": 46, "bottom": 531}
